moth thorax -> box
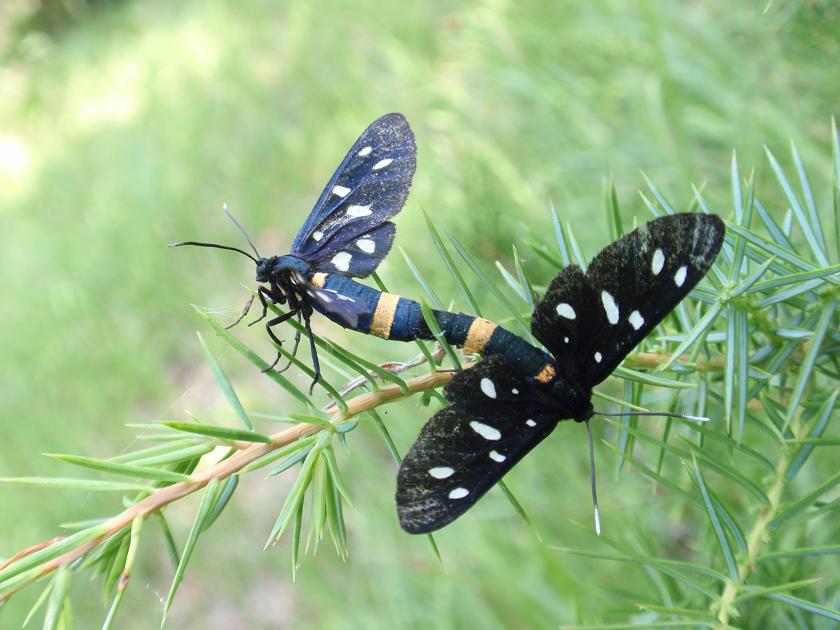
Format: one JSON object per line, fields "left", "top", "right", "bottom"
{"left": 548, "top": 377, "right": 592, "bottom": 422}
{"left": 270, "top": 255, "right": 310, "bottom": 279}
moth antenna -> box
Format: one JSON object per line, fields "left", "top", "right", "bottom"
{"left": 168, "top": 241, "right": 258, "bottom": 263}
{"left": 585, "top": 420, "right": 601, "bottom": 536}
{"left": 223, "top": 203, "right": 261, "bottom": 258}
{"left": 596, "top": 410, "right": 711, "bottom": 424}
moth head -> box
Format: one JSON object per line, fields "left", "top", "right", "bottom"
{"left": 254, "top": 256, "right": 276, "bottom": 283}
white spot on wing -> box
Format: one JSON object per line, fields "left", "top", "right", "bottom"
{"left": 489, "top": 450, "right": 506, "bottom": 462}
{"left": 372, "top": 158, "right": 393, "bottom": 170}
{"left": 526, "top": 419, "right": 537, "bottom": 427}
{"left": 511, "top": 388, "right": 519, "bottom": 395}
{"left": 358, "top": 146, "right": 372, "bottom": 156}
{"left": 356, "top": 238, "right": 376, "bottom": 253}
{"left": 556, "top": 303, "right": 576, "bottom": 319}
{"left": 449, "top": 487, "right": 469, "bottom": 499}
{"left": 331, "top": 252, "right": 353, "bottom": 272}
{"left": 312, "top": 230, "right": 324, "bottom": 241}
{"left": 594, "top": 352, "right": 602, "bottom": 363}
{"left": 469, "top": 421, "right": 501, "bottom": 441}
{"left": 564, "top": 336, "right": 569, "bottom": 344}
{"left": 601, "top": 290, "right": 619, "bottom": 324}
{"left": 652, "top": 248, "right": 665, "bottom": 275}
{"left": 480, "top": 378, "right": 497, "bottom": 399}
{"left": 674, "top": 265, "right": 688, "bottom": 287}
{"left": 628, "top": 310, "right": 644, "bottom": 330}
{"left": 346, "top": 204, "right": 372, "bottom": 218}
{"left": 429, "top": 467, "right": 454, "bottom": 479}
{"left": 332, "top": 185, "right": 351, "bottom": 198}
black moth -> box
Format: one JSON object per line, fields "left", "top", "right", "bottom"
{"left": 396, "top": 213, "right": 725, "bottom": 534}
{"left": 171, "top": 114, "right": 416, "bottom": 390}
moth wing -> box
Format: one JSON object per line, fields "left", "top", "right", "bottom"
{"left": 531, "top": 213, "right": 724, "bottom": 387}
{"left": 301, "top": 284, "right": 367, "bottom": 329}
{"left": 308, "top": 221, "right": 396, "bottom": 278}
{"left": 291, "top": 113, "right": 415, "bottom": 277}
{"left": 530, "top": 263, "right": 599, "bottom": 380}
{"left": 396, "top": 356, "right": 559, "bottom": 534}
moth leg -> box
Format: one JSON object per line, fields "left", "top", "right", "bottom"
{"left": 262, "top": 308, "right": 297, "bottom": 372}
{"left": 248, "top": 285, "right": 279, "bottom": 327}
{"left": 276, "top": 310, "right": 303, "bottom": 374}
{"left": 226, "top": 294, "right": 255, "bottom": 330}
{"left": 304, "top": 312, "right": 320, "bottom": 395}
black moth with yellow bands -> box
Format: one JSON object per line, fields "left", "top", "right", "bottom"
{"left": 396, "top": 213, "right": 725, "bottom": 534}
{"left": 170, "top": 117, "right": 723, "bottom": 535}
{"left": 173, "top": 113, "right": 555, "bottom": 389}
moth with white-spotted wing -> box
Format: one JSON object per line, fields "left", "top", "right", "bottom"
{"left": 171, "top": 113, "right": 416, "bottom": 390}
{"left": 396, "top": 213, "right": 725, "bottom": 534}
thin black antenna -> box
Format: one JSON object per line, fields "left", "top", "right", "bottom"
{"left": 223, "top": 203, "right": 261, "bottom": 258}
{"left": 596, "top": 410, "right": 711, "bottom": 423}
{"left": 585, "top": 420, "right": 601, "bottom": 536}
{"left": 167, "top": 241, "right": 258, "bottom": 263}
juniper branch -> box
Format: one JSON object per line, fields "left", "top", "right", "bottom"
{"left": 0, "top": 369, "right": 453, "bottom": 602}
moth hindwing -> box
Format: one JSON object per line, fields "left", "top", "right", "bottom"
{"left": 396, "top": 356, "right": 559, "bottom": 534}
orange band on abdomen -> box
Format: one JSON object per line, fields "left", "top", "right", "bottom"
{"left": 370, "top": 292, "right": 400, "bottom": 339}
{"left": 463, "top": 318, "right": 498, "bottom": 355}
{"left": 534, "top": 363, "right": 556, "bottom": 384}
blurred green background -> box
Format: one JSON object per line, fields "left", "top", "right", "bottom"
{"left": 0, "top": 1, "right": 838, "bottom": 627}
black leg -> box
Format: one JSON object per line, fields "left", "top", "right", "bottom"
{"left": 248, "top": 286, "right": 277, "bottom": 327}
{"left": 304, "top": 314, "right": 320, "bottom": 395}
{"left": 226, "top": 294, "right": 255, "bottom": 330}
{"left": 276, "top": 311, "right": 303, "bottom": 374}
{"left": 262, "top": 309, "right": 297, "bottom": 372}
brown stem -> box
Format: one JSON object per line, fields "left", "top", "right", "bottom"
{"left": 0, "top": 347, "right": 764, "bottom": 600}
{"left": 0, "top": 370, "right": 454, "bottom": 600}
{"left": 626, "top": 352, "right": 725, "bottom": 372}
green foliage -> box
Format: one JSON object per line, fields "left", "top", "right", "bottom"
{"left": 2, "top": 2, "right": 840, "bottom": 628}
{"left": 1, "top": 136, "right": 838, "bottom": 628}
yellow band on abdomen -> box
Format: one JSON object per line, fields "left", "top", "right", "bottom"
{"left": 370, "top": 292, "right": 400, "bottom": 339}
{"left": 463, "top": 318, "right": 497, "bottom": 355}
{"left": 534, "top": 363, "right": 556, "bottom": 384}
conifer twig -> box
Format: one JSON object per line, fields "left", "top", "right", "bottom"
{"left": 0, "top": 369, "right": 454, "bottom": 601}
